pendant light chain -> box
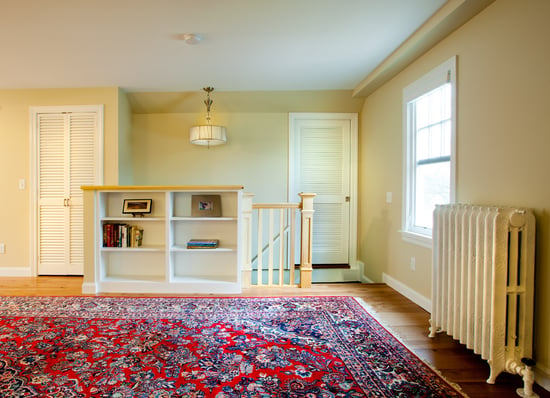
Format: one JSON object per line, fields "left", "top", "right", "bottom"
{"left": 203, "top": 87, "right": 214, "bottom": 125}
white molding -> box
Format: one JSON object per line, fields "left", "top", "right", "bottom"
{"left": 383, "top": 272, "right": 431, "bottom": 312}
{"left": 0, "top": 267, "right": 33, "bottom": 276}
{"left": 401, "top": 56, "right": 456, "bottom": 244}
{"left": 312, "top": 261, "right": 362, "bottom": 283}
{"left": 29, "top": 105, "right": 104, "bottom": 276}
{"left": 353, "top": 0, "right": 495, "bottom": 97}
{"left": 355, "top": 260, "right": 375, "bottom": 283}
{"left": 400, "top": 230, "right": 432, "bottom": 249}
{"left": 81, "top": 282, "right": 98, "bottom": 294}
{"left": 535, "top": 364, "right": 550, "bottom": 393}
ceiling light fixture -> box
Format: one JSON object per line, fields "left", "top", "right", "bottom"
{"left": 178, "top": 33, "right": 202, "bottom": 45}
{"left": 190, "top": 87, "right": 227, "bottom": 147}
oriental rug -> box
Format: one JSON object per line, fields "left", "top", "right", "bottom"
{"left": 0, "top": 296, "right": 465, "bottom": 397}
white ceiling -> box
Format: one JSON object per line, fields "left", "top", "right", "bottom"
{"left": 0, "top": 0, "right": 449, "bottom": 93}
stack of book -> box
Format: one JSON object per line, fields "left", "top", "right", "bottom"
{"left": 103, "top": 223, "right": 144, "bottom": 248}
{"left": 186, "top": 239, "right": 219, "bottom": 249}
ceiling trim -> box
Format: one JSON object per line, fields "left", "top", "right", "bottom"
{"left": 352, "top": 0, "right": 496, "bottom": 98}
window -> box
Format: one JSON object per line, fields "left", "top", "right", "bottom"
{"left": 402, "top": 57, "right": 456, "bottom": 247}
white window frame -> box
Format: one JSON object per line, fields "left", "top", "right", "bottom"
{"left": 401, "top": 56, "right": 456, "bottom": 248}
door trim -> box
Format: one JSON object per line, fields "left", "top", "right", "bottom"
{"left": 288, "top": 112, "right": 358, "bottom": 271}
{"left": 29, "top": 105, "right": 104, "bottom": 276}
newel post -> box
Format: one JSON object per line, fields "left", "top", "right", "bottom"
{"left": 241, "top": 192, "right": 255, "bottom": 288}
{"left": 299, "top": 193, "right": 316, "bottom": 288}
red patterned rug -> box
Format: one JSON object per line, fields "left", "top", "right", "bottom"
{"left": 0, "top": 296, "right": 464, "bottom": 397}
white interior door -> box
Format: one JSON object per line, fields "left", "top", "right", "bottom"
{"left": 33, "top": 106, "right": 103, "bottom": 275}
{"left": 289, "top": 113, "right": 357, "bottom": 265}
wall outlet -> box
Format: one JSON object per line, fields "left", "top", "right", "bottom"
{"left": 0, "top": 243, "right": 4, "bottom": 254}
{"left": 410, "top": 256, "right": 416, "bottom": 271}
{"left": 386, "top": 191, "right": 393, "bottom": 204}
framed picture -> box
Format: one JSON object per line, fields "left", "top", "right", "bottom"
{"left": 122, "top": 199, "right": 152, "bottom": 215}
{"left": 191, "top": 195, "right": 221, "bottom": 217}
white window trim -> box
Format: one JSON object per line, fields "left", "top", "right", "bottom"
{"left": 401, "top": 56, "right": 456, "bottom": 248}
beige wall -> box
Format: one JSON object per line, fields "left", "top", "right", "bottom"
{"left": 0, "top": 87, "right": 120, "bottom": 271}
{"left": 118, "top": 88, "right": 134, "bottom": 185}
{"left": 359, "top": 0, "right": 550, "bottom": 384}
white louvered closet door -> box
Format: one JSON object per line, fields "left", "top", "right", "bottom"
{"left": 291, "top": 117, "right": 351, "bottom": 264}
{"left": 38, "top": 111, "right": 100, "bottom": 275}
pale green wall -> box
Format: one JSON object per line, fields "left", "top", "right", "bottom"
{"left": 132, "top": 112, "right": 287, "bottom": 202}
{"left": 130, "top": 90, "right": 363, "bottom": 202}
{"left": 0, "top": 87, "right": 120, "bottom": 271}
{"left": 359, "top": 0, "right": 550, "bottom": 383}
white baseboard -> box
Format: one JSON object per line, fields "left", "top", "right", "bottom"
{"left": 535, "top": 363, "right": 550, "bottom": 392}
{"left": 0, "top": 267, "right": 33, "bottom": 276}
{"left": 312, "top": 260, "right": 363, "bottom": 283}
{"left": 356, "top": 261, "right": 375, "bottom": 283}
{"left": 81, "top": 282, "right": 97, "bottom": 294}
{"left": 382, "top": 272, "right": 431, "bottom": 312}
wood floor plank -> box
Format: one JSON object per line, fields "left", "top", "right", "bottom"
{"left": 0, "top": 277, "right": 548, "bottom": 397}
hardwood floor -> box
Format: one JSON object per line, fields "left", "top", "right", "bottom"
{"left": 1, "top": 277, "right": 548, "bottom": 398}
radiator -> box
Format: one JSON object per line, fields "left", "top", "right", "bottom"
{"left": 430, "top": 204, "right": 537, "bottom": 390}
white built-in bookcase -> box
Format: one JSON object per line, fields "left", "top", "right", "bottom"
{"left": 81, "top": 186, "right": 243, "bottom": 294}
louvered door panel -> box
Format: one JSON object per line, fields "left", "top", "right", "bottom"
{"left": 36, "top": 109, "right": 100, "bottom": 275}
{"left": 300, "top": 128, "right": 345, "bottom": 194}
{"left": 295, "top": 120, "right": 350, "bottom": 264}
{"left": 311, "top": 203, "right": 346, "bottom": 259}
{"left": 39, "top": 206, "right": 66, "bottom": 266}
{"left": 38, "top": 115, "right": 65, "bottom": 201}
{"left": 69, "top": 204, "right": 84, "bottom": 266}
{"left": 38, "top": 114, "right": 68, "bottom": 273}
{"left": 69, "top": 113, "right": 97, "bottom": 197}
{"left": 68, "top": 113, "right": 97, "bottom": 271}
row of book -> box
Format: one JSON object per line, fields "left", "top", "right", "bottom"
{"left": 103, "top": 223, "right": 144, "bottom": 248}
{"left": 187, "top": 239, "right": 219, "bottom": 249}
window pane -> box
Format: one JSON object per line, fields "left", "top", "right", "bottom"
{"left": 415, "top": 161, "right": 450, "bottom": 230}
{"left": 403, "top": 56, "right": 455, "bottom": 241}
{"left": 429, "top": 87, "right": 443, "bottom": 124}
{"left": 429, "top": 123, "right": 442, "bottom": 158}
{"left": 416, "top": 96, "right": 430, "bottom": 129}
{"left": 442, "top": 120, "right": 451, "bottom": 156}
{"left": 442, "top": 84, "right": 451, "bottom": 119}
{"left": 416, "top": 127, "right": 430, "bottom": 161}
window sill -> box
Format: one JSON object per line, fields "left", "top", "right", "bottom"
{"left": 400, "top": 230, "right": 432, "bottom": 249}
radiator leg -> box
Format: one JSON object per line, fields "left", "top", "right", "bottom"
{"left": 428, "top": 318, "right": 435, "bottom": 338}
{"left": 509, "top": 358, "right": 539, "bottom": 398}
{"left": 428, "top": 318, "right": 439, "bottom": 338}
{"left": 487, "top": 360, "right": 501, "bottom": 384}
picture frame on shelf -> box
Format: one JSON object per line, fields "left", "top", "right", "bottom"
{"left": 122, "top": 199, "right": 152, "bottom": 216}
{"left": 191, "top": 195, "right": 221, "bottom": 217}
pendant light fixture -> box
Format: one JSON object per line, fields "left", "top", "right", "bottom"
{"left": 189, "top": 87, "right": 227, "bottom": 147}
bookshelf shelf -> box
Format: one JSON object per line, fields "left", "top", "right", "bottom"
{"left": 101, "top": 217, "right": 165, "bottom": 222}
{"left": 170, "top": 245, "right": 234, "bottom": 252}
{"left": 100, "top": 246, "right": 164, "bottom": 252}
{"left": 82, "top": 186, "right": 244, "bottom": 294}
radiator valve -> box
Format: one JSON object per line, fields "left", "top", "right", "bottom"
{"left": 512, "top": 358, "right": 539, "bottom": 398}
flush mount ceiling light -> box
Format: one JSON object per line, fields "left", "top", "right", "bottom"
{"left": 177, "top": 33, "right": 202, "bottom": 45}
{"left": 190, "top": 87, "right": 227, "bottom": 147}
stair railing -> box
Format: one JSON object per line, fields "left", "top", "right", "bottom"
{"left": 241, "top": 192, "right": 315, "bottom": 288}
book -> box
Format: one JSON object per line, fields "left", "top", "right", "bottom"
{"left": 187, "top": 239, "right": 219, "bottom": 249}
{"left": 102, "top": 223, "right": 144, "bottom": 248}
